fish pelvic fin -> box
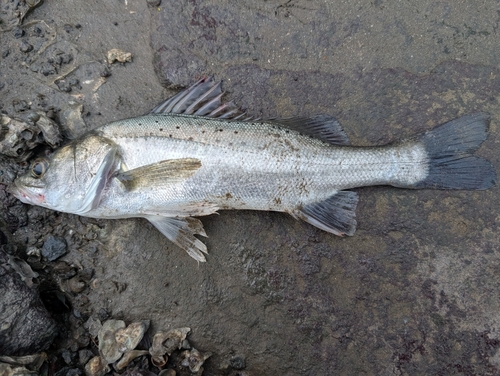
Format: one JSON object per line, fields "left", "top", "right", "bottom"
{"left": 406, "top": 113, "right": 496, "bottom": 190}
{"left": 146, "top": 215, "right": 208, "bottom": 262}
{"left": 293, "top": 191, "right": 359, "bottom": 236}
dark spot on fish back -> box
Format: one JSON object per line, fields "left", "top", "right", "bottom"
{"left": 176, "top": 126, "right": 180, "bottom": 129}
{"left": 225, "top": 192, "right": 233, "bottom": 199}
{"left": 234, "top": 131, "right": 238, "bottom": 134}
{"left": 188, "top": 137, "right": 193, "bottom": 141}
{"left": 159, "top": 128, "right": 163, "bottom": 131}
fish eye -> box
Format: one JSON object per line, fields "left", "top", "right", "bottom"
{"left": 30, "top": 158, "right": 49, "bottom": 179}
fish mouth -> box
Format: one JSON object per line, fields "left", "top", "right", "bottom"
{"left": 10, "top": 181, "right": 45, "bottom": 205}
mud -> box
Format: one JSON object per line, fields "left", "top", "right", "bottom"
{"left": 1, "top": 0, "right": 500, "bottom": 375}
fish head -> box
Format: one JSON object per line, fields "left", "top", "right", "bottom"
{"left": 12, "top": 133, "right": 119, "bottom": 215}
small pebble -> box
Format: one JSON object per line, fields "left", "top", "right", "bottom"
{"left": 40, "top": 62, "right": 56, "bottom": 76}
{"left": 78, "top": 349, "right": 94, "bottom": 365}
{"left": 230, "top": 355, "right": 246, "bottom": 370}
{"left": 13, "top": 28, "right": 25, "bottom": 38}
{"left": 41, "top": 235, "right": 67, "bottom": 261}
{"left": 19, "top": 41, "right": 33, "bottom": 53}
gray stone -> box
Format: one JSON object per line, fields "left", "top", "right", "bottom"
{"left": 42, "top": 235, "right": 67, "bottom": 261}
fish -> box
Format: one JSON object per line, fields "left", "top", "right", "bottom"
{"left": 11, "top": 77, "right": 497, "bottom": 262}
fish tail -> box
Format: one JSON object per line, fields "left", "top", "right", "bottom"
{"left": 410, "top": 113, "right": 496, "bottom": 190}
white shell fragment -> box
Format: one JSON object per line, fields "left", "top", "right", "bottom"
{"left": 98, "top": 319, "right": 126, "bottom": 363}
{"left": 115, "top": 320, "right": 150, "bottom": 353}
{"left": 115, "top": 349, "right": 149, "bottom": 371}
{"left": 97, "top": 319, "right": 150, "bottom": 365}
{"left": 180, "top": 347, "right": 212, "bottom": 374}
{"left": 107, "top": 49, "right": 132, "bottom": 64}
{"left": 149, "top": 327, "right": 191, "bottom": 367}
{"left": 84, "top": 356, "right": 110, "bottom": 376}
{"left": 0, "top": 353, "right": 46, "bottom": 373}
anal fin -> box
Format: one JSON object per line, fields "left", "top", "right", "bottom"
{"left": 146, "top": 215, "right": 208, "bottom": 262}
{"left": 293, "top": 191, "right": 359, "bottom": 236}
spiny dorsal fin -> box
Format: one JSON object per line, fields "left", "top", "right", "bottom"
{"left": 150, "top": 76, "right": 249, "bottom": 120}
{"left": 269, "top": 115, "right": 350, "bottom": 146}
{"left": 293, "top": 191, "right": 358, "bottom": 236}
{"left": 116, "top": 158, "right": 201, "bottom": 190}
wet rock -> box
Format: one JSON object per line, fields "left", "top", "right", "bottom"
{"left": 61, "top": 350, "right": 76, "bottom": 365}
{"left": 0, "top": 248, "right": 58, "bottom": 355}
{"left": 84, "top": 316, "right": 103, "bottom": 339}
{"left": 13, "top": 28, "right": 25, "bottom": 38}
{"left": 12, "top": 100, "right": 29, "bottom": 112}
{"left": 53, "top": 261, "right": 78, "bottom": 280}
{"left": 59, "top": 101, "right": 87, "bottom": 139}
{"left": 19, "top": 41, "right": 33, "bottom": 53}
{"left": 5, "top": 253, "right": 38, "bottom": 288}
{"left": 41, "top": 235, "right": 67, "bottom": 261}
{"left": 107, "top": 49, "right": 132, "bottom": 64}
{"left": 78, "top": 349, "right": 95, "bottom": 366}
{"left": 229, "top": 355, "right": 246, "bottom": 370}
{"left": 40, "top": 62, "right": 57, "bottom": 76}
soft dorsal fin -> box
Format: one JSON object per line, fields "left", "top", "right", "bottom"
{"left": 269, "top": 115, "right": 350, "bottom": 146}
{"left": 293, "top": 191, "right": 359, "bottom": 236}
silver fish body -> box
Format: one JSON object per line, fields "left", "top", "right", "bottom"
{"left": 12, "top": 78, "right": 496, "bottom": 261}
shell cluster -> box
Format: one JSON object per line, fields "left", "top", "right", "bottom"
{"left": 0, "top": 113, "right": 61, "bottom": 160}
{"left": 85, "top": 319, "right": 211, "bottom": 376}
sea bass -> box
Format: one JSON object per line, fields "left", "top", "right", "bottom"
{"left": 11, "top": 77, "right": 496, "bottom": 261}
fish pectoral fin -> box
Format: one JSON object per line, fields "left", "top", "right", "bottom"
{"left": 269, "top": 115, "right": 350, "bottom": 146}
{"left": 116, "top": 158, "right": 201, "bottom": 190}
{"left": 146, "top": 215, "right": 208, "bottom": 262}
{"left": 293, "top": 191, "right": 359, "bottom": 236}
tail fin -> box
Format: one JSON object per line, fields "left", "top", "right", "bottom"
{"left": 413, "top": 113, "right": 496, "bottom": 190}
